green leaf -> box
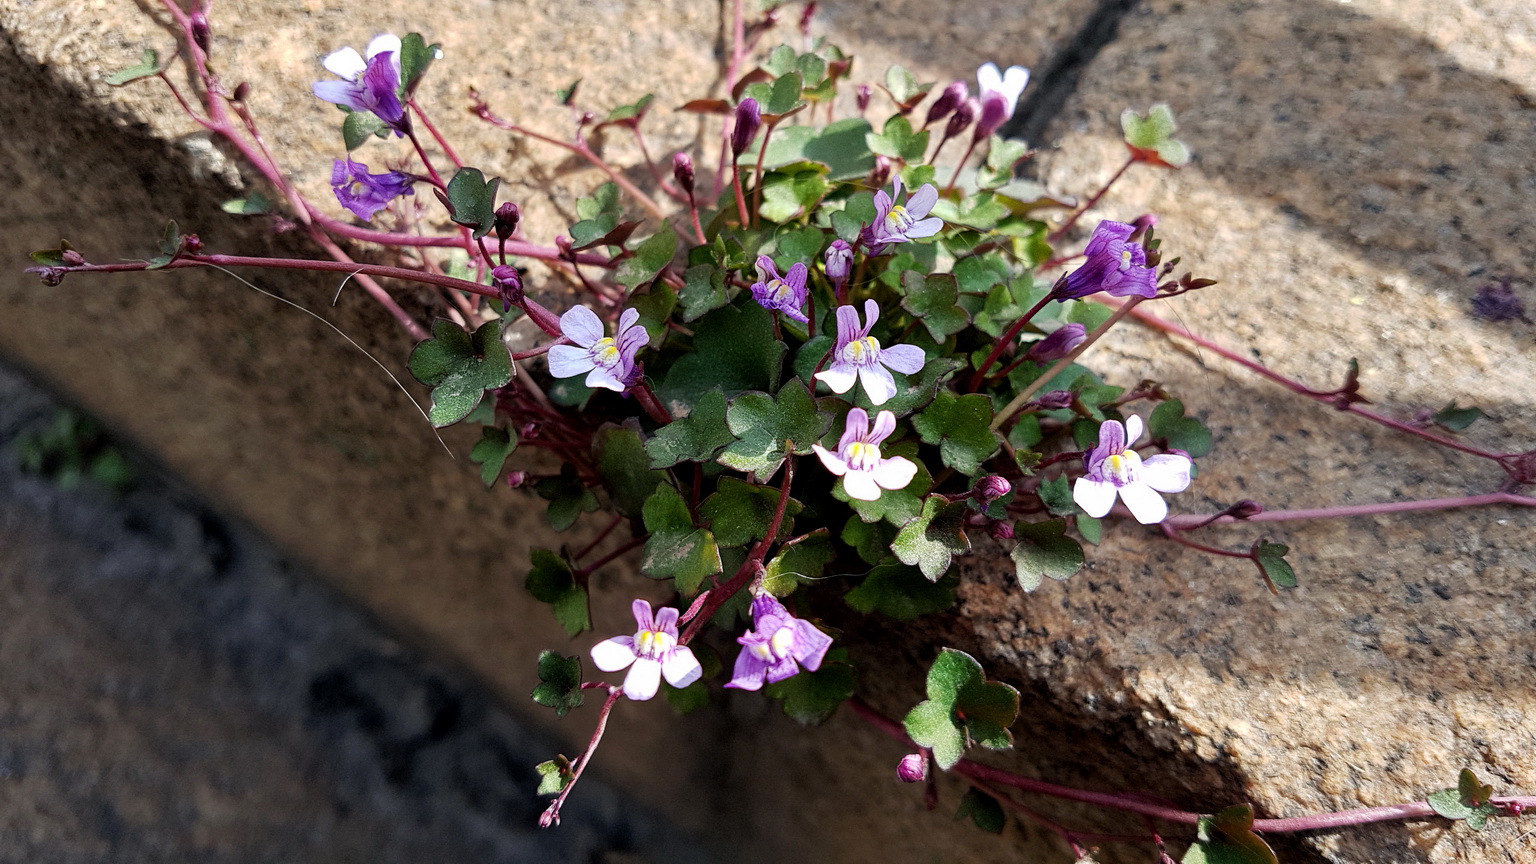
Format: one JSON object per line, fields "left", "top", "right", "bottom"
{"left": 444, "top": 168, "right": 501, "bottom": 239}
{"left": 844, "top": 561, "right": 955, "bottom": 620}
{"left": 763, "top": 647, "right": 855, "bottom": 725}
{"left": 1121, "top": 104, "right": 1191, "bottom": 168}
{"left": 105, "top": 48, "right": 161, "bottom": 86}
{"left": 1010, "top": 519, "right": 1085, "bottom": 591}
{"left": 954, "top": 789, "right": 1006, "bottom": 834}
{"left": 759, "top": 166, "right": 830, "bottom": 223}
{"left": 1432, "top": 401, "right": 1485, "bottom": 432}
{"left": 882, "top": 65, "right": 933, "bottom": 108}
{"left": 616, "top": 222, "right": 678, "bottom": 289}
{"left": 700, "top": 476, "right": 803, "bottom": 548}
{"left": 646, "top": 390, "right": 734, "bottom": 468}
{"left": 849, "top": 356, "right": 964, "bottom": 417}
{"left": 1076, "top": 513, "right": 1102, "bottom": 545}
{"left": 556, "top": 79, "right": 581, "bottom": 105}
{"left": 1065, "top": 297, "right": 1115, "bottom": 331}
{"left": 660, "top": 301, "right": 785, "bottom": 409}
{"left": 866, "top": 114, "right": 929, "bottom": 162}
{"left": 718, "top": 379, "right": 828, "bottom": 479}
{"left": 640, "top": 484, "right": 723, "bottom": 594}
{"left": 1148, "top": 399, "right": 1213, "bottom": 457}
{"left": 1037, "top": 475, "right": 1080, "bottom": 518}
{"left": 772, "top": 225, "right": 827, "bottom": 269}
{"left": 978, "top": 136, "right": 1030, "bottom": 189}
{"left": 666, "top": 680, "right": 711, "bottom": 715}
{"left": 525, "top": 549, "right": 590, "bottom": 636}
{"left": 408, "top": 318, "right": 514, "bottom": 427}
{"left": 831, "top": 190, "right": 878, "bottom": 243}
{"left": 530, "top": 650, "right": 584, "bottom": 718}
{"left": 911, "top": 391, "right": 999, "bottom": 476}
{"left": 535, "top": 757, "right": 573, "bottom": 796}
{"left": 1428, "top": 769, "right": 1499, "bottom": 830}
{"left": 1182, "top": 805, "right": 1279, "bottom": 864}
{"left": 570, "top": 182, "right": 630, "bottom": 249}
{"left": 594, "top": 424, "right": 666, "bottom": 517}
{"left": 220, "top": 192, "right": 272, "bottom": 215}
{"left": 601, "top": 93, "right": 655, "bottom": 126}
{"left": 929, "top": 192, "right": 1010, "bottom": 231}
{"left": 903, "top": 648, "right": 1012, "bottom": 770}
{"left": 399, "top": 33, "right": 440, "bottom": 95}
{"left": 534, "top": 465, "right": 599, "bottom": 531}
{"left": 762, "top": 530, "right": 834, "bottom": 597}
{"left": 761, "top": 71, "right": 807, "bottom": 116}
{"left": 898, "top": 271, "right": 970, "bottom": 341}
{"left": 678, "top": 264, "right": 730, "bottom": 322}
{"left": 904, "top": 698, "right": 965, "bottom": 770}
{"left": 1252, "top": 540, "right": 1298, "bottom": 590}
{"left": 842, "top": 517, "right": 898, "bottom": 565}
{"left": 470, "top": 426, "right": 517, "bottom": 487}
{"left": 893, "top": 496, "right": 971, "bottom": 581}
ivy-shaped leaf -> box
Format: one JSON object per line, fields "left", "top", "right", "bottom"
{"left": 535, "top": 756, "right": 573, "bottom": 796}
{"left": 759, "top": 165, "right": 831, "bottom": 223}
{"left": 741, "top": 71, "right": 806, "bottom": 117}
{"left": 220, "top": 192, "right": 272, "bottom": 215}
{"left": 845, "top": 561, "right": 956, "bottom": 620}
{"left": 678, "top": 264, "right": 730, "bottom": 322}
{"left": 408, "top": 318, "right": 513, "bottom": 427}
{"left": 530, "top": 650, "right": 584, "bottom": 718}
{"left": 594, "top": 423, "right": 666, "bottom": 518}
{"left": 1037, "top": 474, "right": 1080, "bottom": 518}
{"left": 849, "top": 356, "right": 964, "bottom": 417}
{"left": 342, "top": 110, "right": 392, "bottom": 150}
{"left": 444, "top": 167, "right": 501, "bottom": 239}
{"left": 898, "top": 271, "right": 970, "bottom": 341}
{"left": 1427, "top": 768, "right": 1499, "bottom": 830}
{"left": 841, "top": 517, "right": 899, "bottom": 566}
{"left": 763, "top": 647, "right": 855, "bottom": 725}
{"left": 646, "top": 390, "right": 734, "bottom": 468}
{"left": 718, "top": 379, "right": 828, "bottom": 479}
{"left": 911, "top": 391, "right": 1000, "bottom": 476}
{"left": 534, "top": 465, "right": 599, "bottom": 531}
{"left": 597, "top": 93, "right": 655, "bottom": 129}
{"left": 660, "top": 301, "right": 785, "bottom": 409}
{"left": 525, "top": 549, "right": 590, "bottom": 636}
{"left": 893, "top": 495, "right": 972, "bottom": 581}
{"left": 830, "top": 190, "right": 878, "bottom": 243}
{"left": 1149, "top": 399, "right": 1213, "bottom": 457}
{"left": 470, "top": 426, "right": 517, "bottom": 487}
{"left": 867, "top": 114, "right": 930, "bottom": 162}
{"left": 1431, "top": 401, "right": 1485, "bottom": 432}
{"left": 761, "top": 530, "right": 834, "bottom": 597}
{"left": 399, "top": 33, "right": 441, "bottom": 96}
{"left": 955, "top": 789, "right": 1006, "bottom": 834}
{"left": 903, "top": 648, "right": 1019, "bottom": 770}
{"left": 881, "top": 65, "right": 934, "bottom": 112}
{"left": 1181, "top": 805, "right": 1279, "bottom": 864}
{"left": 616, "top": 222, "right": 678, "bottom": 289}
{"left": 1251, "top": 540, "right": 1298, "bottom": 591}
{"left": 699, "top": 476, "right": 803, "bottom": 549}
{"left": 106, "top": 48, "right": 161, "bottom": 86}
{"left": 1122, "top": 104, "right": 1191, "bottom": 168}
{"left": 640, "top": 484, "right": 722, "bottom": 594}
{"left": 977, "top": 136, "right": 1030, "bottom": 189}
{"left": 1011, "top": 519, "right": 1085, "bottom": 591}
{"left": 569, "top": 182, "right": 632, "bottom": 249}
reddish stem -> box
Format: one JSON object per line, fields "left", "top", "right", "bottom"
{"left": 969, "top": 293, "right": 1055, "bottom": 390}
{"left": 539, "top": 686, "right": 623, "bottom": 827}
{"left": 1048, "top": 156, "right": 1134, "bottom": 244}
{"left": 1162, "top": 492, "right": 1536, "bottom": 530}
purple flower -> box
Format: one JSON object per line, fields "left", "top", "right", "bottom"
{"left": 814, "top": 300, "right": 926, "bottom": 405}
{"left": 974, "top": 62, "right": 1029, "bottom": 140}
{"left": 329, "top": 159, "right": 414, "bottom": 221}
{"left": 812, "top": 407, "right": 918, "bottom": 501}
{"left": 591, "top": 599, "right": 702, "bottom": 701}
{"left": 1025, "top": 322, "right": 1087, "bottom": 362}
{"left": 749, "top": 256, "right": 809, "bottom": 323}
{"left": 861, "top": 179, "right": 944, "bottom": 256}
{"left": 547, "top": 306, "right": 648, "bottom": 392}
{"left": 896, "top": 753, "right": 928, "bottom": 783}
{"left": 731, "top": 97, "right": 762, "bottom": 157}
{"left": 312, "top": 35, "right": 406, "bottom": 131}
{"left": 824, "top": 239, "right": 853, "bottom": 285}
{"left": 1073, "top": 414, "right": 1192, "bottom": 524}
{"left": 1057, "top": 220, "right": 1158, "bottom": 300}
{"left": 725, "top": 594, "right": 833, "bottom": 691}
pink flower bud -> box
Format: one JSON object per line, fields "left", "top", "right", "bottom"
{"left": 492, "top": 265, "right": 524, "bottom": 312}
{"left": 672, "top": 152, "right": 695, "bottom": 196}
{"left": 869, "top": 155, "right": 892, "bottom": 190}
{"left": 731, "top": 98, "right": 762, "bottom": 157}
{"left": 505, "top": 470, "right": 529, "bottom": 488}
{"left": 975, "top": 475, "right": 1012, "bottom": 503}
{"left": 974, "top": 92, "right": 1010, "bottom": 140}
{"left": 824, "top": 239, "right": 852, "bottom": 284}
{"left": 896, "top": 753, "right": 928, "bottom": 783}
{"left": 190, "top": 11, "right": 212, "bottom": 55}
{"left": 987, "top": 520, "right": 1015, "bottom": 541}
{"left": 1230, "top": 500, "right": 1264, "bottom": 519}
{"left": 1036, "top": 390, "right": 1075, "bottom": 410}
{"left": 944, "top": 97, "right": 979, "bottom": 140}
{"left": 494, "top": 201, "right": 521, "bottom": 241}
{"left": 856, "top": 84, "right": 872, "bottom": 114}
{"left": 1026, "top": 323, "right": 1087, "bottom": 362}
{"left": 925, "top": 81, "right": 968, "bottom": 128}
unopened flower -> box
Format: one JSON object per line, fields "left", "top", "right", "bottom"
{"left": 861, "top": 178, "right": 944, "bottom": 257}
{"left": 672, "top": 152, "right": 695, "bottom": 196}
{"left": 897, "top": 752, "right": 928, "bottom": 783}
{"left": 824, "top": 239, "right": 853, "bottom": 285}
{"left": 1057, "top": 220, "right": 1158, "bottom": 300}
{"left": 944, "top": 97, "right": 979, "bottom": 140}
{"left": 1073, "top": 414, "right": 1192, "bottom": 524}
{"left": 494, "top": 201, "right": 521, "bottom": 241}
{"left": 1025, "top": 322, "right": 1087, "bottom": 362}
{"left": 975, "top": 475, "right": 1012, "bottom": 504}
{"left": 591, "top": 599, "right": 702, "bottom": 701}
{"left": 725, "top": 594, "right": 833, "bottom": 691}
{"left": 329, "top": 158, "right": 414, "bottom": 222}
{"left": 750, "top": 256, "right": 809, "bottom": 323}
{"left": 974, "top": 62, "right": 1029, "bottom": 140}
{"left": 856, "top": 84, "right": 872, "bottom": 114}
{"left": 814, "top": 299, "right": 926, "bottom": 405}
{"left": 547, "top": 306, "right": 648, "bottom": 392}
{"left": 812, "top": 407, "right": 917, "bottom": 501}
{"left": 731, "top": 97, "right": 762, "bottom": 157}
{"left": 491, "top": 265, "right": 523, "bottom": 312}
{"left": 312, "top": 35, "right": 407, "bottom": 131}
{"left": 1035, "top": 390, "right": 1075, "bottom": 410}
{"left": 925, "top": 80, "right": 968, "bottom": 127}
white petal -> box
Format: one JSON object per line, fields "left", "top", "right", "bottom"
{"left": 814, "top": 362, "right": 857, "bottom": 394}
{"left": 1000, "top": 66, "right": 1030, "bottom": 108}
{"left": 622, "top": 658, "right": 663, "bottom": 701}
{"left": 322, "top": 46, "right": 366, "bottom": 79}
{"left": 661, "top": 647, "right": 703, "bottom": 688}
{"left": 1140, "top": 454, "right": 1192, "bottom": 493}
{"left": 878, "top": 343, "right": 926, "bottom": 375}
{"left": 872, "top": 456, "right": 917, "bottom": 492}
{"left": 1118, "top": 482, "right": 1169, "bottom": 524}
{"left": 858, "top": 364, "right": 897, "bottom": 406}
{"left": 1124, "top": 414, "right": 1144, "bottom": 446}
{"left": 364, "top": 34, "right": 402, "bottom": 60}
{"left": 584, "top": 366, "right": 626, "bottom": 392}
{"left": 976, "top": 62, "right": 1002, "bottom": 95}
{"left": 868, "top": 410, "right": 897, "bottom": 445}
{"left": 311, "top": 79, "right": 364, "bottom": 110}
{"left": 546, "top": 344, "right": 595, "bottom": 379}
{"left": 843, "top": 470, "right": 882, "bottom": 501}
{"left": 559, "top": 305, "right": 605, "bottom": 347}
{"left": 591, "top": 637, "right": 637, "bottom": 672}
{"left": 1073, "top": 477, "right": 1117, "bottom": 518}
{"left": 812, "top": 444, "right": 850, "bottom": 476}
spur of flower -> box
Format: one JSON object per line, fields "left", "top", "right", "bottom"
{"left": 861, "top": 178, "right": 943, "bottom": 256}
{"left": 725, "top": 593, "right": 833, "bottom": 691}
{"left": 1073, "top": 414, "right": 1192, "bottom": 524}
{"left": 329, "top": 159, "right": 414, "bottom": 222}
{"left": 749, "top": 255, "right": 809, "bottom": 323}
{"left": 547, "top": 306, "right": 648, "bottom": 392}
{"left": 591, "top": 599, "right": 702, "bottom": 701}
{"left": 814, "top": 299, "right": 926, "bottom": 405}
{"left": 1056, "top": 220, "right": 1158, "bottom": 300}
{"left": 813, "top": 408, "right": 917, "bottom": 501}
{"left": 312, "top": 34, "right": 407, "bottom": 132}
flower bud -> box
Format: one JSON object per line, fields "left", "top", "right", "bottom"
{"left": 731, "top": 98, "right": 762, "bottom": 157}
{"left": 1036, "top": 390, "right": 1074, "bottom": 410}
{"left": 868, "top": 154, "right": 892, "bottom": 190}
{"left": 232, "top": 81, "right": 251, "bottom": 102}
{"left": 183, "top": 234, "right": 203, "bottom": 254}
{"left": 856, "top": 84, "right": 872, "bottom": 115}
{"left": 492, "top": 265, "right": 524, "bottom": 312}
{"left": 896, "top": 753, "right": 927, "bottom": 783}
{"left": 61, "top": 249, "right": 85, "bottom": 266}
{"left": 1026, "top": 323, "right": 1087, "bottom": 362}
{"left": 555, "top": 235, "right": 574, "bottom": 259}
{"left": 672, "top": 152, "right": 695, "bottom": 196}
{"left": 975, "top": 475, "right": 1012, "bottom": 504}
{"left": 1229, "top": 500, "right": 1264, "bottom": 520}
{"left": 190, "top": 11, "right": 212, "bottom": 55}
{"left": 824, "top": 239, "right": 852, "bottom": 284}
{"left": 944, "top": 97, "right": 978, "bottom": 140}
{"left": 974, "top": 92, "right": 1010, "bottom": 140}
{"left": 27, "top": 266, "right": 66, "bottom": 286}
{"left": 505, "top": 470, "right": 529, "bottom": 488}
{"left": 987, "top": 520, "right": 1015, "bottom": 541}
{"left": 925, "top": 81, "right": 968, "bottom": 128}
{"left": 494, "top": 201, "right": 521, "bottom": 241}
